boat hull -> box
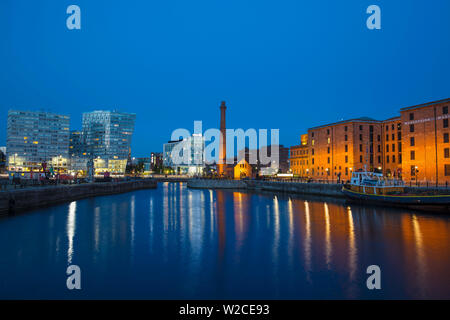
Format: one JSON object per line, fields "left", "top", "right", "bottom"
{"left": 342, "top": 187, "right": 450, "bottom": 212}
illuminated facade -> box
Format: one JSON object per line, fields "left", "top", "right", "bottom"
{"left": 6, "top": 110, "right": 70, "bottom": 173}
{"left": 81, "top": 111, "right": 136, "bottom": 174}
{"left": 290, "top": 134, "right": 309, "bottom": 176}
{"left": 381, "top": 117, "right": 402, "bottom": 178}
{"left": 400, "top": 98, "right": 450, "bottom": 183}
{"left": 308, "top": 118, "right": 383, "bottom": 181}
{"left": 163, "top": 134, "right": 205, "bottom": 175}
{"left": 289, "top": 98, "right": 450, "bottom": 183}
{"left": 234, "top": 158, "right": 253, "bottom": 179}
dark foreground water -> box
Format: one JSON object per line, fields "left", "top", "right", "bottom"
{"left": 1, "top": 182, "right": 449, "bottom": 299}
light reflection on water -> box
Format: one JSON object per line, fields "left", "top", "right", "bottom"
{"left": 0, "top": 182, "right": 449, "bottom": 299}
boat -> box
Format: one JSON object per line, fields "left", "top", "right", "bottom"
{"left": 342, "top": 171, "right": 450, "bottom": 212}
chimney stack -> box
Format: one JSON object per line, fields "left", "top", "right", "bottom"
{"left": 218, "top": 101, "right": 227, "bottom": 176}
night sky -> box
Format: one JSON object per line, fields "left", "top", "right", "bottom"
{"left": 1, "top": 0, "right": 449, "bottom": 156}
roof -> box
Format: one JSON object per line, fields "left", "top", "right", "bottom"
{"left": 400, "top": 98, "right": 450, "bottom": 111}
{"left": 308, "top": 117, "right": 381, "bottom": 130}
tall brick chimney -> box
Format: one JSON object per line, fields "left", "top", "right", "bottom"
{"left": 218, "top": 101, "right": 227, "bottom": 176}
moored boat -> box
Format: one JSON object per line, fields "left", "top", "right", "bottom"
{"left": 342, "top": 171, "right": 450, "bottom": 212}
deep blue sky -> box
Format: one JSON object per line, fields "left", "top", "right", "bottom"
{"left": 1, "top": 0, "right": 449, "bottom": 156}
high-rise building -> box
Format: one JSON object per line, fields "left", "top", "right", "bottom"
{"left": 6, "top": 110, "right": 70, "bottom": 173}
{"left": 81, "top": 111, "right": 136, "bottom": 174}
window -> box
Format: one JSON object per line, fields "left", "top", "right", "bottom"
{"left": 345, "top": 155, "right": 348, "bottom": 163}
{"left": 360, "top": 155, "right": 363, "bottom": 163}
{"left": 410, "top": 137, "right": 415, "bottom": 146}
{"left": 445, "top": 148, "right": 450, "bottom": 159}
{"left": 392, "top": 133, "right": 395, "bottom": 140}
{"left": 445, "top": 133, "right": 449, "bottom": 143}
{"left": 411, "top": 165, "right": 416, "bottom": 177}
{"left": 312, "top": 149, "right": 314, "bottom": 155}
{"left": 378, "top": 145, "right": 381, "bottom": 152}
{"left": 391, "top": 124, "right": 394, "bottom": 130}
{"left": 345, "top": 167, "right": 348, "bottom": 175}
{"left": 410, "top": 124, "right": 415, "bottom": 133}
{"left": 377, "top": 135, "right": 381, "bottom": 142}
{"left": 386, "top": 156, "right": 390, "bottom": 163}
{"left": 359, "top": 125, "right": 363, "bottom": 130}
{"left": 327, "top": 129, "right": 330, "bottom": 135}
{"left": 386, "top": 134, "right": 389, "bottom": 141}
{"left": 444, "top": 106, "right": 448, "bottom": 115}
{"left": 359, "top": 144, "right": 362, "bottom": 152}
{"left": 398, "top": 142, "right": 402, "bottom": 152}
{"left": 386, "top": 144, "right": 389, "bottom": 152}
{"left": 392, "top": 144, "right": 395, "bottom": 152}
{"left": 411, "top": 150, "right": 415, "bottom": 160}
{"left": 345, "top": 135, "right": 348, "bottom": 141}
{"left": 392, "top": 155, "right": 396, "bottom": 163}
{"left": 398, "top": 132, "right": 402, "bottom": 140}
{"left": 386, "top": 125, "right": 389, "bottom": 131}
{"left": 370, "top": 125, "right": 373, "bottom": 132}
{"left": 378, "top": 156, "right": 381, "bottom": 163}
{"left": 399, "top": 154, "right": 402, "bottom": 164}
{"left": 327, "top": 157, "right": 330, "bottom": 164}
{"left": 445, "top": 164, "right": 450, "bottom": 176}
{"left": 409, "top": 113, "right": 414, "bottom": 120}
{"left": 327, "top": 137, "right": 331, "bottom": 144}
{"left": 359, "top": 134, "right": 362, "bottom": 141}
{"left": 344, "top": 126, "right": 348, "bottom": 132}
{"left": 444, "top": 119, "right": 449, "bottom": 128}
{"left": 312, "top": 158, "right": 314, "bottom": 164}
{"left": 345, "top": 145, "right": 348, "bottom": 152}
{"left": 327, "top": 147, "right": 330, "bottom": 154}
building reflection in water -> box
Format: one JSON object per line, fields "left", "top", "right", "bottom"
{"left": 66, "top": 201, "right": 77, "bottom": 265}
{"left": 347, "top": 206, "right": 357, "bottom": 283}
{"left": 303, "top": 201, "right": 312, "bottom": 283}
{"left": 324, "top": 203, "right": 332, "bottom": 269}
{"left": 5, "top": 184, "right": 450, "bottom": 299}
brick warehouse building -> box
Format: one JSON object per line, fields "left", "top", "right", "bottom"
{"left": 290, "top": 134, "right": 309, "bottom": 176}
{"left": 289, "top": 98, "right": 450, "bottom": 184}
{"left": 400, "top": 99, "right": 450, "bottom": 183}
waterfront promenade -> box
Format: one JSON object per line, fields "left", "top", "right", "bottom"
{"left": 0, "top": 179, "right": 157, "bottom": 215}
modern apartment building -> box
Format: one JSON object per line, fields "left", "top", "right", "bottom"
{"left": 81, "top": 111, "right": 136, "bottom": 174}
{"left": 6, "top": 110, "right": 70, "bottom": 172}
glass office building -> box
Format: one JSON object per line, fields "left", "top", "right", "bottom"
{"left": 6, "top": 110, "right": 70, "bottom": 173}
{"left": 81, "top": 111, "right": 136, "bottom": 174}
{"left": 163, "top": 134, "right": 205, "bottom": 175}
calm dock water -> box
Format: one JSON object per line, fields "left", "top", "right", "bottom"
{"left": 0, "top": 182, "right": 449, "bottom": 299}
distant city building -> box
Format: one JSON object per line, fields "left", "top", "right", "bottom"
{"left": 6, "top": 110, "right": 70, "bottom": 173}
{"left": 0, "top": 147, "right": 6, "bottom": 173}
{"left": 150, "top": 152, "right": 163, "bottom": 170}
{"left": 69, "top": 130, "right": 88, "bottom": 174}
{"left": 81, "top": 110, "right": 136, "bottom": 174}
{"left": 163, "top": 134, "right": 205, "bottom": 175}
{"left": 237, "top": 145, "right": 289, "bottom": 176}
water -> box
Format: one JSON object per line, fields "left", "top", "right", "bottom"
{"left": 0, "top": 182, "right": 449, "bottom": 299}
